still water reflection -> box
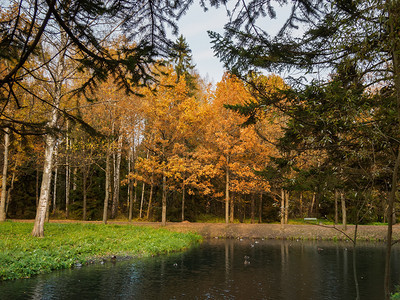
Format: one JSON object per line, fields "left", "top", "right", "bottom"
{"left": 1, "top": 239, "right": 400, "bottom": 299}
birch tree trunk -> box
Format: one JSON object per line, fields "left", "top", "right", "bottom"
{"left": 258, "top": 193, "right": 263, "bottom": 223}
{"left": 181, "top": 182, "right": 185, "bottom": 222}
{"left": 341, "top": 191, "right": 347, "bottom": 231}
{"left": 32, "top": 133, "right": 56, "bottom": 237}
{"left": 52, "top": 150, "right": 58, "bottom": 214}
{"left": 32, "top": 27, "right": 67, "bottom": 235}
{"left": 251, "top": 193, "right": 255, "bottom": 224}
{"left": 229, "top": 194, "right": 234, "bottom": 223}
{"left": 128, "top": 141, "right": 135, "bottom": 221}
{"left": 225, "top": 155, "right": 230, "bottom": 224}
{"left": 146, "top": 173, "right": 154, "bottom": 220}
{"left": 334, "top": 190, "right": 339, "bottom": 225}
{"left": 310, "top": 192, "right": 316, "bottom": 216}
{"left": 72, "top": 167, "right": 77, "bottom": 193}
{"left": 129, "top": 178, "right": 136, "bottom": 221}
{"left": 82, "top": 167, "right": 88, "bottom": 221}
{"left": 299, "top": 192, "right": 303, "bottom": 217}
{"left": 284, "top": 190, "right": 289, "bottom": 224}
{"left": 103, "top": 147, "right": 111, "bottom": 224}
{"left": 111, "top": 134, "right": 123, "bottom": 219}
{"left": 65, "top": 129, "right": 70, "bottom": 219}
{"left": 280, "top": 189, "right": 285, "bottom": 227}
{"left": 36, "top": 166, "right": 39, "bottom": 208}
{"left": 0, "top": 127, "right": 10, "bottom": 221}
{"left": 139, "top": 182, "right": 145, "bottom": 219}
{"left": 127, "top": 146, "right": 131, "bottom": 209}
{"left": 161, "top": 169, "right": 167, "bottom": 226}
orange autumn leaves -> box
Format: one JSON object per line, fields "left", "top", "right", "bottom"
{"left": 83, "top": 66, "right": 285, "bottom": 203}
{"left": 135, "top": 70, "right": 284, "bottom": 201}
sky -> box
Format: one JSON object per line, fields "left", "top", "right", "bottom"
{"left": 176, "top": 3, "right": 291, "bottom": 84}
{"left": 177, "top": 3, "right": 229, "bottom": 83}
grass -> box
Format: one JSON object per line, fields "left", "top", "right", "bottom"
{"left": 0, "top": 221, "right": 201, "bottom": 281}
{"left": 392, "top": 292, "right": 400, "bottom": 299}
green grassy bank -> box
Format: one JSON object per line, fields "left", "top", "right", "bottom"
{"left": 0, "top": 221, "right": 201, "bottom": 281}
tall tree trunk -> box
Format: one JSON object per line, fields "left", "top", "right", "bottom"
{"left": 45, "top": 191, "right": 51, "bottom": 223}
{"left": 128, "top": 142, "right": 135, "bottom": 221}
{"left": 72, "top": 167, "right": 77, "bottom": 193}
{"left": 65, "top": 130, "right": 70, "bottom": 219}
{"left": 280, "top": 189, "right": 285, "bottom": 227}
{"left": 161, "top": 169, "right": 167, "bottom": 226}
{"left": 139, "top": 182, "right": 145, "bottom": 219}
{"left": 127, "top": 147, "right": 132, "bottom": 209}
{"left": 0, "top": 127, "right": 10, "bottom": 221}
{"left": 32, "top": 134, "right": 56, "bottom": 237}
{"left": 5, "top": 171, "right": 15, "bottom": 216}
{"left": 258, "top": 193, "right": 263, "bottom": 223}
{"left": 6, "top": 169, "right": 17, "bottom": 215}
{"left": 111, "top": 134, "right": 123, "bottom": 219}
{"left": 384, "top": 5, "right": 400, "bottom": 293}
{"left": 230, "top": 193, "right": 234, "bottom": 223}
{"left": 384, "top": 148, "right": 400, "bottom": 299}
{"left": 181, "top": 181, "right": 185, "bottom": 222}
{"left": 103, "top": 147, "right": 111, "bottom": 224}
{"left": 33, "top": 72, "right": 61, "bottom": 235}
{"left": 36, "top": 166, "right": 39, "bottom": 208}
{"left": 82, "top": 167, "right": 88, "bottom": 221}
{"left": 52, "top": 155, "right": 58, "bottom": 214}
{"left": 129, "top": 178, "right": 136, "bottom": 222}
{"left": 341, "top": 191, "right": 347, "bottom": 230}
{"left": 32, "top": 24, "right": 67, "bottom": 236}
{"left": 310, "top": 192, "right": 316, "bottom": 216}
{"left": 251, "top": 193, "right": 255, "bottom": 224}
{"left": 147, "top": 174, "right": 154, "bottom": 220}
{"left": 284, "top": 190, "right": 289, "bottom": 224}
{"left": 335, "top": 190, "right": 339, "bottom": 225}
{"left": 225, "top": 155, "right": 230, "bottom": 224}
{"left": 299, "top": 192, "right": 303, "bottom": 217}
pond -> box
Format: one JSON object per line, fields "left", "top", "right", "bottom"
{"left": 1, "top": 239, "right": 400, "bottom": 299}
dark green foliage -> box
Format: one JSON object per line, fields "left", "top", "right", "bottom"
{"left": 209, "top": 0, "right": 400, "bottom": 232}
{"left": 0, "top": 0, "right": 197, "bottom": 134}
{"left": 169, "top": 35, "right": 198, "bottom": 92}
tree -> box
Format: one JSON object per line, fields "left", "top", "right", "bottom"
{"left": 210, "top": 1, "right": 400, "bottom": 297}
{"left": 169, "top": 35, "right": 198, "bottom": 91}
{"left": 32, "top": 26, "right": 71, "bottom": 237}
{"left": 137, "top": 66, "right": 203, "bottom": 225}
{"left": 0, "top": 0, "right": 200, "bottom": 134}
{"left": 202, "top": 73, "right": 275, "bottom": 223}
{"left": 0, "top": 128, "right": 10, "bottom": 221}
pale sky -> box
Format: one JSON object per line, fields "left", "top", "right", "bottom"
{"left": 177, "top": 3, "right": 230, "bottom": 83}
{"left": 177, "top": 3, "right": 292, "bottom": 84}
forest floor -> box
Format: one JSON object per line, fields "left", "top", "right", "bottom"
{"left": 11, "top": 219, "right": 400, "bottom": 241}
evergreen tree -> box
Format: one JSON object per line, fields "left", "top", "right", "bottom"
{"left": 169, "top": 35, "right": 197, "bottom": 92}
{"left": 210, "top": 1, "right": 400, "bottom": 297}
{"left": 0, "top": 0, "right": 195, "bottom": 133}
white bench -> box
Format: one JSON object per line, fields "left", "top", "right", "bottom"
{"left": 304, "top": 218, "right": 317, "bottom": 222}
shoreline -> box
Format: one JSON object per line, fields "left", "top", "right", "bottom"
{"left": 10, "top": 219, "right": 399, "bottom": 241}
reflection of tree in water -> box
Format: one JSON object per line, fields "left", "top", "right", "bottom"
{"left": 1, "top": 240, "right": 398, "bottom": 299}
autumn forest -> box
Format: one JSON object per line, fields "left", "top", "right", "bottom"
{"left": 0, "top": 31, "right": 394, "bottom": 232}
{"left": 1, "top": 0, "right": 400, "bottom": 236}
{"left": 1, "top": 36, "right": 288, "bottom": 227}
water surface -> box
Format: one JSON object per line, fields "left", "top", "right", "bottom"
{"left": 1, "top": 239, "right": 399, "bottom": 299}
